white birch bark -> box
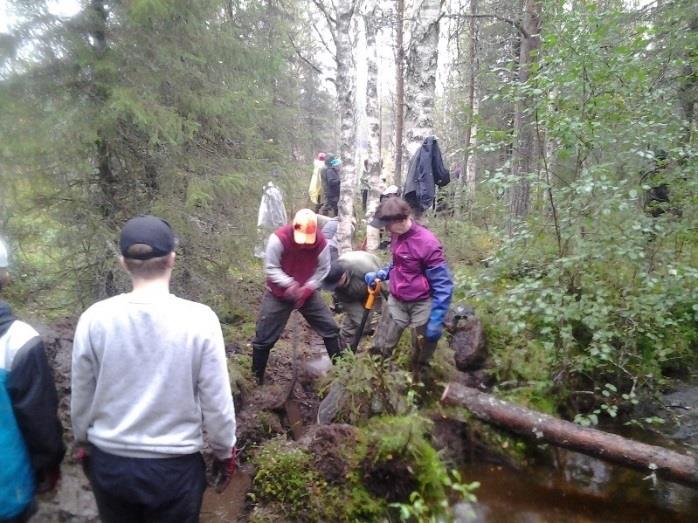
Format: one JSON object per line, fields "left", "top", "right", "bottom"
{"left": 335, "top": 3, "right": 358, "bottom": 253}
{"left": 404, "top": 0, "right": 443, "bottom": 164}
{"left": 364, "top": 0, "right": 383, "bottom": 251}
{"left": 312, "top": 0, "right": 360, "bottom": 253}
{"left": 463, "top": 0, "right": 480, "bottom": 205}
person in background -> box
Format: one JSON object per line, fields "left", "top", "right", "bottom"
{"left": 360, "top": 159, "right": 370, "bottom": 213}
{"left": 378, "top": 185, "right": 400, "bottom": 250}
{"left": 1, "top": 237, "right": 65, "bottom": 523}
{"left": 255, "top": 172, "right": 288, "bottom": 258}
{"left": 321, "top": 156, "right": 342, "bottom": 217}
{"left": 71, "top": 216, "right": 236, "bottom": 523}
{"left": 251, "top": 209, "right": 343, "bottom": 385}
{"left": 364, "top": 197, "right": 454, "bottom": 382}
{"left": 309, "top": 153, "right": 325, "bottom": 212}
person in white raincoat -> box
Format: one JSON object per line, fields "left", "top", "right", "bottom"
{"left": 254, "top": 175, "right": 288, "bottom": 258}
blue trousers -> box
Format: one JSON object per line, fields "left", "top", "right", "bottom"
{"left": 87, "top": 445, "right": 206, "bottom": 523}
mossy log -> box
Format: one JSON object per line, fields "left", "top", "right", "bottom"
{"left": 441, "top": 383, "right": 698, "bottom": 488}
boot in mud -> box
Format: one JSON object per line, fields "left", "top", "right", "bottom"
{"left": 252, "top": 347, "right": 270, "bottom": 385}
{"left": 323, "top": 336, "right": 344, "bottom": 363}
{"left": 411, "top": 327, "right": 438, "bottom": 392}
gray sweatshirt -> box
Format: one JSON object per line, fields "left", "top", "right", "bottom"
{"left": 71, "top": 292, "right": 236, "bottom": 460}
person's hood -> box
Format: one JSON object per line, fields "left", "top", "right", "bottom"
{"left": 0, "top": 301, "right": 16, "bottom": 338}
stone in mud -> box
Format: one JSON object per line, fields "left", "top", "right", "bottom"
{"left": 445, "top": 304, "right": 487, "bottom": 372}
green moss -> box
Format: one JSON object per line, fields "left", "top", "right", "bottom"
{"left": 252, "top": 438, "right": 319, "bottom": 520}
{"left": 251, "top": 437, "right": 386, "bottom": 522}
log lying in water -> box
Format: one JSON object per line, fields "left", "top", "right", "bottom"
{"left": 441, "top": 383, "right": 698, "bottom": 488}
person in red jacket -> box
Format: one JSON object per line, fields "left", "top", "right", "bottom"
{"left": 251, "top": 209, "right": 342, "bottom": 385}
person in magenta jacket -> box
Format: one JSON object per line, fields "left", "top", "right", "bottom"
{"left": 365, "top": 197, "right": 453, "bottom": 381}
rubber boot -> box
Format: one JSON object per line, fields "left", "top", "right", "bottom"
{"left": 323, "top": 336, "right": 343, "bottom": 363}
{"left": 411, "top": 326, "right": 437, "bottom": 386}
{"left": 252, "top": 347, "right": 270, "bottom": 385}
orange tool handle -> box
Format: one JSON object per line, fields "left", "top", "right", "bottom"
{"left": 365, "top": 280, "right": 381, "bottom": 310}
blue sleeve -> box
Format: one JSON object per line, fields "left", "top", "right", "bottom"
{"left": 425, "top": 264, "right": 453, "bottom": 325}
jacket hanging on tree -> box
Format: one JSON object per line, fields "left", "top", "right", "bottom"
{"left": 403, "top": 136, "right": 450, "bottom": 214}
{"left": 255, "top": 181, "right": 288, "bottom": 258}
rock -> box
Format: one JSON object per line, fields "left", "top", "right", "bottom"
{"left": 451, "top": 319, "right": 487, "bottom": 371}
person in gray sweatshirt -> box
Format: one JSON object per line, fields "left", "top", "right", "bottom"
{"left": 71, "top": 215, "right": 236, "bottom": 523}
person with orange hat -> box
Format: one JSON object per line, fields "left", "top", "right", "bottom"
{"left": 251, "top": 209, "right": 342, "bottom": 385}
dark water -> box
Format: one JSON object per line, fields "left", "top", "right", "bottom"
{"left": 461, "top": 456, "right": 698, "bottom": 523}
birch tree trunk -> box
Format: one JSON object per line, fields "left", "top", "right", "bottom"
{"left": 507, "top": 0, "right": 542, "bottom": 234}
{"left": 404, "top": 0, "right": 443, "bottom": 165}
{"left": 313, "top": 0, "right": 360, "bottom": 253}
{"left": 364, "top": 0, "right": 383, "bottom": 251}
{"left": 394, "top": 0, "right": 406, "bottom": 187}
{"left": 336, "top": 5, "right": 358, "bottom": 253}
{"left": 462, "top": 0, "right": 480, "bottom": 209}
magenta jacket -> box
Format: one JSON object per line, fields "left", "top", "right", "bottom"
{"left": 388, "top": 222, "right": 446, "bottom": 302}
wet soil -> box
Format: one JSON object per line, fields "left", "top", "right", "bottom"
{"left": 28, "top": 312, "right": 698, "bottom": 522}
{"left": 31, "top": 310, "right": 328, "bottom": 522}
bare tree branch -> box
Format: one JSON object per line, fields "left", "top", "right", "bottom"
{"left": 312, "top": 21, "right": 335, "bottom": 58}
{"left": 286, "top": 32, "right": 324, "bottom": 74}
{"left": 443, "top": 13, "right": 530, "bottom": 39}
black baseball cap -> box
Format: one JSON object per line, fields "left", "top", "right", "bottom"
{"left": 119, "top": 215, "right": 176, "bottom": 259}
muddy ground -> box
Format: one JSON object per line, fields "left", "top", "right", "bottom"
{"left": 31, "top": 311, "right": 328, "bottom": 522}
{"left": 27, "top": 311, "right": 698, "bottom": 522}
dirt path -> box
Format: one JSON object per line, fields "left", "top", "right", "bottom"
{"left": 33, "top": 312, "right": 326, "bottom": 522}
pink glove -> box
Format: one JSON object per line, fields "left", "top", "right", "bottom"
{"left": 211, "top": 446, "right": 240, "bottom": 493}
{"left": 283, "top": 282, "right": 302, "bottom": 303}
{"left": 295, "top": 285, "right": 315, "bottom": 309}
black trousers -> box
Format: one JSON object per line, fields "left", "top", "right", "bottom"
{"left": 252, "top": 290, "right": 339, "bottom": 352}
{"left": 87, "top": 446, "right": 207, "bottom": 523}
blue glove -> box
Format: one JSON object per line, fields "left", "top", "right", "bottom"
{"left": 425, "top": 318, "right": 443, "bottom": 342}
{"left": 424, "top": 264, "right": 454, "bottom": 342}
{"left": 364, "top": 267, "right": 390, "bottom": 288}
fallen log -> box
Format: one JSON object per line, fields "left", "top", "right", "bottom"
{"left": 441, "top": 383, "right": 698, "bottom": 488}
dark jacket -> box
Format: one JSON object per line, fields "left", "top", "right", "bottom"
{"left": 0, "top": 302, "right": 65, "bottom": 519}
{"left": 403, "top": 136, "right": 450, "bottom": 213}
{"left": 323, "top": 167, "right": 341, "bottom": 204}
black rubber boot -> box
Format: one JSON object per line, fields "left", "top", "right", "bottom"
{"left": 252, "top": 347, "right": 270, "bottom": 385}
{"left": 323, "top": 336, "right": 343, "bottom": 363}
{"left": 411, "top": 326, "right": 438, "bottom": 385}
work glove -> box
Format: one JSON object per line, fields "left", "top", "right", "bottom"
{"left": 425, "top": 318, "right": 443, "bottom": 343}
{"left": 211, "top": 447, "right": 240, "bottom": 494}
{"left": 283, "top": 282, "right": 302, "bottom": 303}
{"left": 35, "top": 465, "right": 61, "bottom": 495}
{"left": 364, "top": 268, "right": 389, "bottom": 288}
{"left": 295, "top": 284, "right": 315, "bottom": 309}
{"left": 73, "top": 445, "right": 90, "bottom": 477}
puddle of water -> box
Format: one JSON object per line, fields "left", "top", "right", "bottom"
{"left": 200, "top": 465, "right": 253, "bottom": 523}
{"left": 461, "top": 451, "right": 698, "bottom": 523}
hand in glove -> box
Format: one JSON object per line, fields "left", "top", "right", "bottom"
{"left": 364, "top": 268, "right": 389, "bottom": 288}
{"left": 295, "top": 284, "right": 314, "bottom": 309}
{"left": 35, "top": 465, "right": 61, "bottom": 494}
{"left": 211, "top": 447, "right": 240, "bottom": 494}
{"left": 73, "top": 445, "right": 90, "bottom": 477}
{"left": 283, "top": 282, "right": 302, "bottom": 303}
{"left": 425, "top": 318, "right": 443, "bottom": 342}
